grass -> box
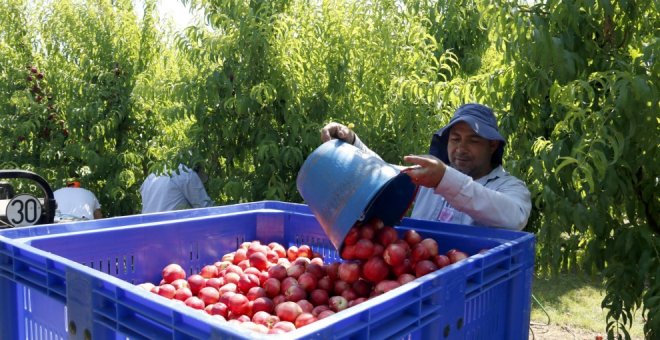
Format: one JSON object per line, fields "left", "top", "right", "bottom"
{"left": 530, "top": 272, "right": 646, "bottom": 339}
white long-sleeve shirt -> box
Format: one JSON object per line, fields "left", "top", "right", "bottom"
{"left": 54, "top": 187, "right": 101, "bottom": 220}
{"left": 410, "top": 166, "right": 531, "bottom": 230}
{"left": 353, "top": 136, "right": 531, "bottom": 230}
{"left": 140, "top": 164, "right": 214, "bottom": 214}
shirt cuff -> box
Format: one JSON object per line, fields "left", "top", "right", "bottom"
{"left": 353, "top": 134, "right": 364, "bottom": 148}
{"left": 434, "top": 166, "right": 469, "bottom": 199}
{"left": 351, "top": 135, "right": 383, "bottom": 161}
{"left": 352, "top": 135, "right": 370, "bottom": 154}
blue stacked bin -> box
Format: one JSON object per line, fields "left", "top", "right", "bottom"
{"left": 0, "top": 201, "right": 535, "bottom": 339}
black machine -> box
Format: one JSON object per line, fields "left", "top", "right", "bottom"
{"left": 0, "top": 170, "right": 56, "bottom": 228}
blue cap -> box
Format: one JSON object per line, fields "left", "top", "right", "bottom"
{"left": 429, "top": 103, "right": 506, "bottom": 166}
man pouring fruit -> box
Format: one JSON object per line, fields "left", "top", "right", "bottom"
{"left": 320, "top": 103, "right": 532, "bottom": 231}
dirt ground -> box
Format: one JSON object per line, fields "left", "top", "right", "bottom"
{"left": 529, "top": 322, "right": 605, "bottom": 340}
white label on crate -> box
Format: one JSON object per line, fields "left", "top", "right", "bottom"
{"left": 6, "top": 194, "right": 42, "bottom": 227}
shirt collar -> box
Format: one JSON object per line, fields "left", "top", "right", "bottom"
{"left": 477, "top": 165, "right": 505, "bottom": 185}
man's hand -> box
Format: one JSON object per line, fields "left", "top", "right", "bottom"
{"left": 402, "top": 154, "right": 447, "bottom": 188}
{"left": 320, "top": 122, "right": 356, "bottom": 144}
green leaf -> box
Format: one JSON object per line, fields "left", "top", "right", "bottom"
{"left": 578, "top": 162, "right": 596, "bottom": 193}
{"left": 598, "top": 0, "right": 614, "bottom": 16}
{"left": 555, "top": 156, "right": 578, "bottom": 174}
{"left": 604, "top": 128, "right": 626, "bottom": 165}
{"left": 589, "top": 148, "right": 608, "bottom": 180}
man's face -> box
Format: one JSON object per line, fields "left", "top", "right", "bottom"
{"left": 447, "top": 122, "right": 499, "bottom": 179}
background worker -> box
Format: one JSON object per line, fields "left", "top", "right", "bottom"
{"left": 53, "top": 179, "right": 103, "bottom": 220}
{"left": 140, "top": 163, "right": 214, "bottom": 213}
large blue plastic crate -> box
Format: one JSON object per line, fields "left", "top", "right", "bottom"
{"left": 0, "top": 201, "right": 535, "bottom": 339}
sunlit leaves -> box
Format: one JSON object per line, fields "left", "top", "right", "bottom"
{"left": 0, "top": 0, "right": 187, "bottom": 217}
{"left": 486, "top": 0, "right": 658, "bottom": 337}
{"left": 2, "top": 1, "right": 656, "bottom": 336}
{"left": 173, "top": 0, "right": 464, "bottom": 203}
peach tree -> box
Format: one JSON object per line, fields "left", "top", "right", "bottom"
{"left": 0, "top": 0, "right": 187, "bottom": 216}
{"left": 482, "top": 1, "right": 658, "bottom": 338}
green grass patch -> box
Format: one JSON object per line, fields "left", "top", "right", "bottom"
{"left": 531, "top": 273, "right": 646, "bottom": 339}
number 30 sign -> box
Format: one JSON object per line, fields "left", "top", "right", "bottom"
{"left": 6, "top": 194, "right": 42, "bottom": 227}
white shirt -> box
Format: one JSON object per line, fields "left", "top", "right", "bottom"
{"left": 353, "top": 136, "right": 531, "bottom": 230}
{"left": 140, "top": 164, "right": 214, "bottom": 214}
{"left": 410, "top": 166, "right": 531, "bottom": 230}
{"left": 53, "top": 187, "right": 102, "bottom": 220}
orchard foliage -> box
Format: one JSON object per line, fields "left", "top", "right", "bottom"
{"left": 0, "top": 0, "right": 192, "bottom": 216}
{"left": 482, "top": 1, "right": 658, "bottom": 338}
{"left": 176, "top": 0, "right": 462, "bottom": 202}
{"left": 0, "top": 0, "right": 657, "bottom": 338}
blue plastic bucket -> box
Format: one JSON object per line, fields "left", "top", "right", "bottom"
{"left": 296, "top": 139, "right": 417, "bottom": 251}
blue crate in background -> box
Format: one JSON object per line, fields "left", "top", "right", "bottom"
{"left": 0, "top": 201, "right": 535, "bottom": 339}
